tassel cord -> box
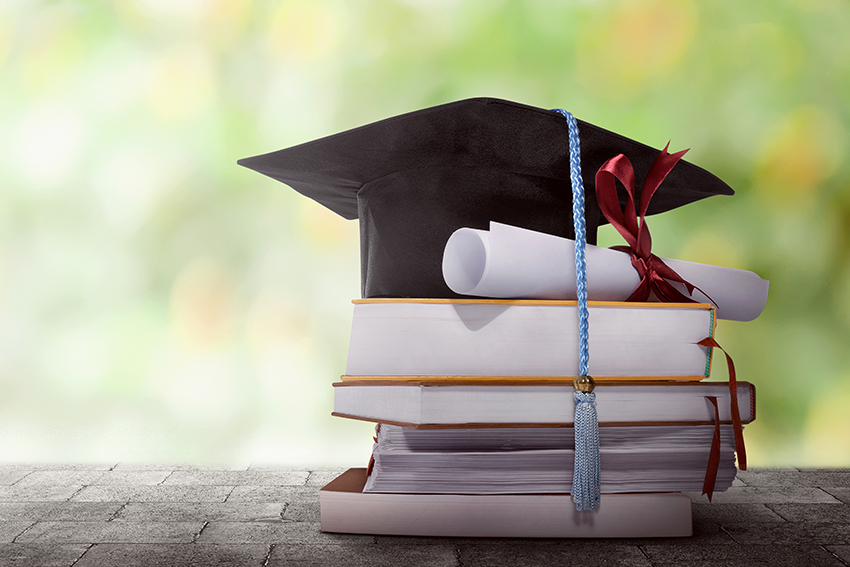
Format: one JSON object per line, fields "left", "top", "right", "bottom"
{"left": 553, "top": 109, "right": 600, "bottom": 511}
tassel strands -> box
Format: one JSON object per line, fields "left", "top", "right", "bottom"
{"left": 552, "top": 109, "right": 602, "bottom": 512}
{"left": 573, "top": 378, "right": 601, "bottom": 511}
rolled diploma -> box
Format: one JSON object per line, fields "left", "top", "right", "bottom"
{"left": 442, "top": 222, "right": 769, "bottom": 322}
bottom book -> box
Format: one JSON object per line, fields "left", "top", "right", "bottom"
{"left": 320, "top": 468, "right": 693, "bottom": 538}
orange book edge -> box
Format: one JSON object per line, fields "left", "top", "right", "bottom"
{"left": 340, "top": 375, "right": 706, "bottom": 382}
{"left": 334, "top": 379, "right": 748, "bottom": 388}
{"left": 352, "top": 298, "right": 714, "bottom": 309}
{"left": 331, "top": 412, "right": 750, "bottom": 429}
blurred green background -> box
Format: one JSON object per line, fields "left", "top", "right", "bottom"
{"left": 0, "top": 0, "right": 848, "bottom": 467}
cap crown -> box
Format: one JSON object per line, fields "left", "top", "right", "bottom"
{"left": 239, "top": 98, "right": 733, "bottom": 298}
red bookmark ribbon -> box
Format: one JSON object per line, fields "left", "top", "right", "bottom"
{"left": 698, "top": 337, "right": 747, "bottom": 472}
{"left": 702, "top": 396, "right": 721, "bottom": 502}
{"left": 595, "top": 144, "right": 712, "bottom": 304}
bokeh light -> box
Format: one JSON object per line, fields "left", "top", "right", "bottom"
{"left": 1, "top": 0, "right": 849, "bottom": 467}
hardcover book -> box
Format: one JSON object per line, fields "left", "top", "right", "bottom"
{"left": 333, "top": 380, "right": 755, "bottom": 427}
{"left": 346, "top": 299, "right": 716, "bottom": 380}
{"left": 320, "top": 468, "right": 693, "bottom": 538}
{"left": 363, "top": 423, "right": 738, "bottom": 494}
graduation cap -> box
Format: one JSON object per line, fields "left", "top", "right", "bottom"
{"left": 238, "top": 97, "right": 733, "bottom": 299}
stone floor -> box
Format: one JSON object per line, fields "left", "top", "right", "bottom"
{"left": 0, "top": 466, "right": 848, "bottom": 566}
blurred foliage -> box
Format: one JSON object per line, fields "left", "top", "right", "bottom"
{"left": 0, "top": 0, "right": 848, "bottom": 466}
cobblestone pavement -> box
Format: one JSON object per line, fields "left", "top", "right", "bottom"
{"left": 0, "top": 466, "right": 848, "bottom": 566}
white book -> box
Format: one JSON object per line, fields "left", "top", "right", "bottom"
{"left": 364, "top": 424, "right": 737, "bottom": 494}
{"left": 346, "top": 299, "right": 717, "bottom": 380}
{"left": 333, "top": 380, "right": 755, "bottom": 427}
{"left": 321, "top": 468, "right": 693, "bottom": 538}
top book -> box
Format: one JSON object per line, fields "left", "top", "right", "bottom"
{"left": 346, "top": 299, "right": 716, "bottom": 380}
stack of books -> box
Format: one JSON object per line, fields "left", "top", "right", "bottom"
{"left": 320, "top": 299, "right": 754, "bottom": 538}
{"left": 234, "top": 96, "right": 761, "bottom": 538}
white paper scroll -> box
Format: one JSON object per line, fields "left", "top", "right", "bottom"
{"left": 442, "top": 222, "right": 769, "bottom": 322}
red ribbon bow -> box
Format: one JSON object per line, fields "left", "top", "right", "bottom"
{"left": 595, "top": 144, "right": 709, "bottom": 304}
{"left": 595, "top": 146, "right": 744, "bottom": 500}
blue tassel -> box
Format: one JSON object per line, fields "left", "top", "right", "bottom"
{"left": 573, "top": 390, "right": 601, "bottom": 511}
{"left": 552, "top": 108, "right": 602, "bottom": 512}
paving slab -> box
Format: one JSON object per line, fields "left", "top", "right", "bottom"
{"left": 14, "top": 521, "right": 204, "bottom": 544}
{"left": 796, "top": 469, "right": 850, "bottom": 487}
{"left": 640, "top": 543, "right": 846, "bottom": 566}
{"left": 0, "top": 503, "right": 58, "bottom": 522}
{"left": 824, "top": 488, "right": 850, "bottom": 504}
{"left": 247, "top": 464, "right": 311, "bottom": 471}
{"left": 196, "top": 521, "right": 375, "bottom": 545}
{"left": 691, "top": 503, "right": 786, "bottom": 524}
{"left": 375, "top": 535, "right": 659, "bottom": 547}
{"left": 457, "top": 542, "right": 652, "bottom": 567}
{"left": 226, "top": 485, "right": 317, "bottom": 502}
{"left": 0, "top": 470, "right": 31, "bottom": 485}
{"left": 268, "top": 542, "right": 459, "bottom": 567}
{"left": 0, "top": 485, "right": 82, "bottom": 502}
{"left": 735, "top": 468, "right": 806, "bottom": 487}
{"left": 14, "top": 471, "right": 107, "bottom": 487}
{"left": 0, "top": 522, "right": 33, "bottom": 543}
{"left": 70, "top": 484, "right": 234, "bottom": 503}
{"left": 721, "top": 521, "right": 850, "bottom": 546}
{"left": 0, "top": 464, "right": 114, "bottom": 472}
{"left": 768, "top": 503, "right": 850, "bottom": 523}
{"left": 737, "top": 468, "right": 850, "bottom": 488}
{"left": 685, "top": 486, "right": 841, "bottom": 504}
{"left": 826, "top": 545, "right": 850, "bottom": 564}
{"left": 0, "top": 543, "right": 90, "bottom": 567}
{"left": 91, "top": 470, "right": 172, "bottom": 486}
{"left": 115, "top": 502, "right": 286, "bottom": 522}
{"left": 615, "top": 520, "right": 735, "bottom": 547}
{"left": 73, "top": 543, "right": 270, "bottom": 567}
{"left": 270, "top": 521, "right": 378, "bottom": 545}
{"left": 305, "top": 469, "right": 349, "bottom": 487}
{"left": 0, "top": 502, "right": 124, "bottom": 523}
{"left": 282, "top": 497, "right": 321, "bottom": 522}
{"left": 163, "top": 470, "right": 310, "bottom": 486}
{"left": 40, "top": 502, "right": 125, "bottom": 522}
{"left": 375, "top": 534, "right": 484, "bottom": 546}
{"left": 111, "top": 463, "right": 207, "bottom": 471}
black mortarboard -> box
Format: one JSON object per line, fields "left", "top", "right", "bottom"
{"left": 238, "top": 98, "right": 734, "bottom": 299}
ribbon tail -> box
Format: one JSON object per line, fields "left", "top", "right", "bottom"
{"left": 698, "top": 337, "right": 747, "bottom": 470}
{"left": 595, "top": 155, "right": 639, "bottom": 249}
{"left": 652, "top": 277, "right": 699, "bottom": 304}
{"left": 625, "top": 277, "right": 653, "bottom": 302}
{"left": 639, "top": 143, "right": 689, "bottom": 216}
{"left": 649, "top": 256, "right": 719, "bottom": 307}
{"left": 702, "top": 396, "right": 722, "bottom": 502}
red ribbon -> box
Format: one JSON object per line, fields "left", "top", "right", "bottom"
{"left": 699, "top": 336, "right": 748, "bottom": 501}
{"left": 595, "top": 144, "right": 710, "bottom": 304}
{"left": 702, "top": 396, "right": 721, "bottom": 502}
{"left": 698, "top": 337, "right": 746, "bottom": 471}
{"left": 366, "top": 423, "right": 382, "bottom": 476}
